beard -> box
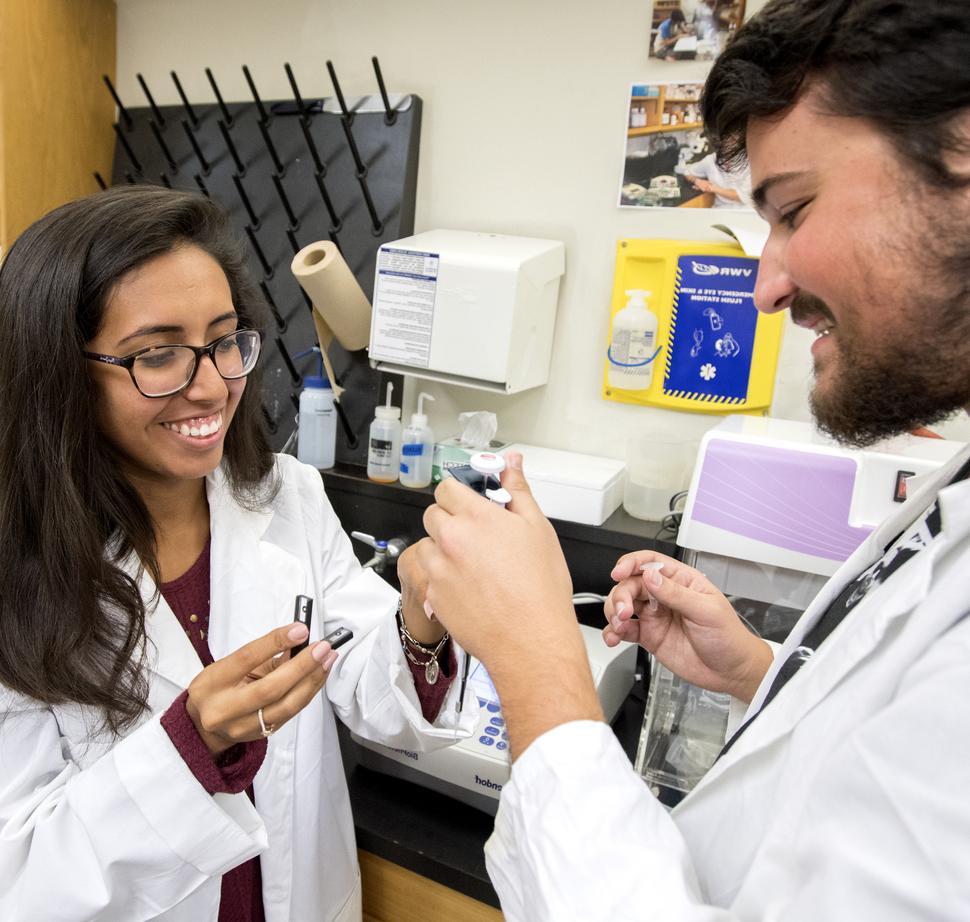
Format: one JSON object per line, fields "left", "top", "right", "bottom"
{"left": 794, "top": 273, "right": 970, "bottom": 448}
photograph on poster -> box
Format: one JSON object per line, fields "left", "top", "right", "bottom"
{"left": 620, "top": 82, "right": 752, "bottom": 210}
{"left": 649, "top": 0, "right": 746, "bottom": 62}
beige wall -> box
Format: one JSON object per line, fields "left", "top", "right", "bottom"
{"left": 114, "top": 0, "right": 970, "bottom": 454}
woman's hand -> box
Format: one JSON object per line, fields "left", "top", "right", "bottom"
{"left": 397, "top": 543, "right": 447, "bottom": 646}
{"left": 185, "top": 622, "right": 337, "bottom": 755}
{"left": 605, "top": 552, "right": 772, "bottom": 702}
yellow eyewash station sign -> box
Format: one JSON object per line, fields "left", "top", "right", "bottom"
{"left": 603, "top": 239, "right": 784, "bottom": 414}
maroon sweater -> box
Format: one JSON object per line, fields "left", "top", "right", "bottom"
{"left": 158, "top": 538, "right": 454, "bottom": 920}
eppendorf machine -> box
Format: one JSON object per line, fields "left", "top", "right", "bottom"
{"left": 635, "top": 415, "right": 964, "bottom": 795}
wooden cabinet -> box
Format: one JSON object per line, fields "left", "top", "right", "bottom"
{"left": 0, "top": 0, "right": 116, "bottom": 252}
{"left": 628, "top": 84, "right": 704, "bottom": 137}
{"left": 360, "top": 850, "right": 504, "bottom": 922}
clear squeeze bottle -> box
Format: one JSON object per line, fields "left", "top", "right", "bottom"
{"left": 367, "top": 382, "right": 402, "bottom": 483}
{"left": 297, "top": 372, "right": 336, "bottom": 469}
{"left": 399, "top": 392, "right": 436, "bottom": 488}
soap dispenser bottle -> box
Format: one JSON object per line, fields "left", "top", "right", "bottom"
{"left": 607, "top": 289, "right": 661, "bottom": 392}
{"left": 367, "top": 382, "right": 402, "bottom": 483}
{"left": 399, "top": 392, "right": 436, "bottom": 488}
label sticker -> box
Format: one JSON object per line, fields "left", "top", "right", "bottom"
{"left": 370, "top": 248, "right": 440, "bottom": 368}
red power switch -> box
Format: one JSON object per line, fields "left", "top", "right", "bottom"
{"left": 894, "top": 470, "right": 916, "bottom": 503}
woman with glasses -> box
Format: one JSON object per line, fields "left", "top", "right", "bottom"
{"left": 0, "top": 187, "right": 473, "bottom": 922}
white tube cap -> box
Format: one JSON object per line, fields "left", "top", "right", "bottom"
{"left": 470, "top": 452, "right": 506, "bottom": 476}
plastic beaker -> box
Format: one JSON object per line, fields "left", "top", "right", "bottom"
{"left": 623, "top": 430, "right": 697, "bottom": 521}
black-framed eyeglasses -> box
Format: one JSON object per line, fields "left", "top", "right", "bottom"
{"left": 84, "top": 329, "right": 262, "bottom": 398}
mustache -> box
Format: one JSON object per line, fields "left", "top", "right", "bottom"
{"left": 790, "top": 292, "right": 836, "bottom": 327}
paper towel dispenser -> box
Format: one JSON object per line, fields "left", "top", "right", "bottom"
{"left": 368, "top": 229, "right": 565, "bottom": 393}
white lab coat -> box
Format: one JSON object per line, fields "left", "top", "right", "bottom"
{"left": 487, "top": 446, "right": 970, "bottom": 921}
{"left": 0, "top": 454, "right": 475, "bottom": 922}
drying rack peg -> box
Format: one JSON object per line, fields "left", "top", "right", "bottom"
{"left": 219, "top": 119, "right": 246, "bottom": 174}
{"left": 299, "top": 118, "right": 326, "bottom": 175}
{"left": 272, "top": 173, "right": 300, "bottom": 229}
{"left": 232, "top": 173, "right": 260, "bottom": 228}
{"left": 242, "top": 64, "right": 269, "bottom": 123}
{"left": 284, "top": 62, "right": 310, "bottom": 123}
{"left": 149, "top": 119, "right": 177, "bottom": 171}
{"left": 113, "top": 122, "right": 142, "bottom": 173}
{"left": 137, "top": 73, "right": 166, "bottom": 128}
{"left": 314, "top": 172, "right": 342, "bottom": 230}
{"left": 170, "top": 70, "right": 199, "bottom": 127}
{"left": 275, "top": 336, "right": 303, "bottom": 386}
{"left": 258, "top": 119, "right": 285, "bottom": 175}
{"left": 326, "top": 60, "right": 355, "bottom": 124}
{"left": 205, "top": 66, "right": 234, "bottom": 127}
{"left": 181, "top": 119, "right": 211, "bottom": 174}
{"left": 103, "top": 75, "right": 132, "bottom": 129}
{"left": 245, "top": 225, "right": 274, "bottom": 277}
{"left": 371, "top": 56, "right": 397, "bottom": 125}
{"left": 260, "top": 281, "right": 287, "bottom": 332}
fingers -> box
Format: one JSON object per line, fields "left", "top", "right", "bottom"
{"left": 498, "top": 452, "right": 546, "bottom": 523}
{"left": 611, "top": 550, "right": 678, "bottom": 582}
{"left": 602, "top": 620, "right": 639, "bottom": 648}
{"left": 222, "top": 622, "right": 310, "bottom": 682}
{"left": 256, "top": 646, "right": 336, "bottom": 732}
{"left": 236, "top": 640, "right": 336, "bottom": 714}
{"left": 606, "top": 578, "right": 647, "bottom": 622}
{"left": 431, "top": 476, "right": 491, "bottom": 517}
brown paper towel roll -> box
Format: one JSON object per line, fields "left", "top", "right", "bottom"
{"left": 290, "top": 240, "right": 372, "bottom": 352}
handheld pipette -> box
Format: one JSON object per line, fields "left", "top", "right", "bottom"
{"left": 448, "top": 452, "right": 510, "bottom": 723}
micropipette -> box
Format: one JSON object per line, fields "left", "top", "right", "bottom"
{"left": 448, "top": 452, "right": 509, "bottom": 723}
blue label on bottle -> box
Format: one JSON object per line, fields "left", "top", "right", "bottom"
{"left": 401, "top": 443, "right": 424, "bottom": 456}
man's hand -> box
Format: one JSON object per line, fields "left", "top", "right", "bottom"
{"left": 417, "top": 454, "right": 603, "bottom": 757}
{"left": 605, "top": 552, "right": 773, "bottom": 702}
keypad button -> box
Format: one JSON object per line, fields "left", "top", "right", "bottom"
{"left": 479, "top": 736, "right": 494, "bottom": 746}
{"left": 484, "top": 726, "right": 499, "bottom": 736}
{"left": 496, "top": 741, "right": 508, "bottom": 751}
{"left": 486, "top": 702, "right": 501, "bottom": 714}
{"left": 489, "top": 717, "right": 505, "bottom": 727}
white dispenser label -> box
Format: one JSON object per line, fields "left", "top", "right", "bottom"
{"left": 371, "top": 248, "right": 439, "bottom": 368}
{"left": 612, "top": 328, "right": 655, "bottom": 364}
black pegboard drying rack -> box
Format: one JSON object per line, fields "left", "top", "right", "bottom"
{"left": 99, "top": 60, "right": 416, "bottom": 464}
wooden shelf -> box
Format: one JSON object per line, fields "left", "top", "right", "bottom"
{"left": 627, "top": 121, "right": 704, "bottom": 137}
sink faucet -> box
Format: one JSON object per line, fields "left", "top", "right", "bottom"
{"left": 351, "top": 532, "right": 409, "bottom": 575}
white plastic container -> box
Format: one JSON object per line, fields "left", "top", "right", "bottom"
{"left": 297, "top": 375, "right": 336, "bottom": 469}
{"left": 367, "top": 382, "right": 402, "bottom": 483}
{"left": 502, "top": 443, "right": 626, "bottom": 526}
{"left": 399, "top": 392, "right": 435, "bottom": 488}
{"left": 607, "top": 289, "right": 660, "bottom": 392}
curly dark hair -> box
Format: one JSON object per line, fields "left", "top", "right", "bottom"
{"left": 702, "top": 0, "right": 970, "bottom": 188}
{"left": 0, "top": 186, "right": 275, "bottom": 733}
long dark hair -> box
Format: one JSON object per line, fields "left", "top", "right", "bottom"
{"left": 0, "top": 186, "right": 275, "bottom": 733}
{"left": 702, "top": 0, "right": 970, "bottom": 188}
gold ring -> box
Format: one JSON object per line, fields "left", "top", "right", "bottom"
{"left": 257, "top": 707, "right": 275, "bottom": 738}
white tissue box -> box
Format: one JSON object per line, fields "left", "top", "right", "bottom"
{"left": 432, "top": 437, "right": 509, "bottom": 483}
{"left": 503, "top": 443, "right": 626, "bottom": 526}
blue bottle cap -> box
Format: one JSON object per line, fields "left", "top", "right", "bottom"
{"left": 304, "top": 375, "right": 331, "bottom": 389}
